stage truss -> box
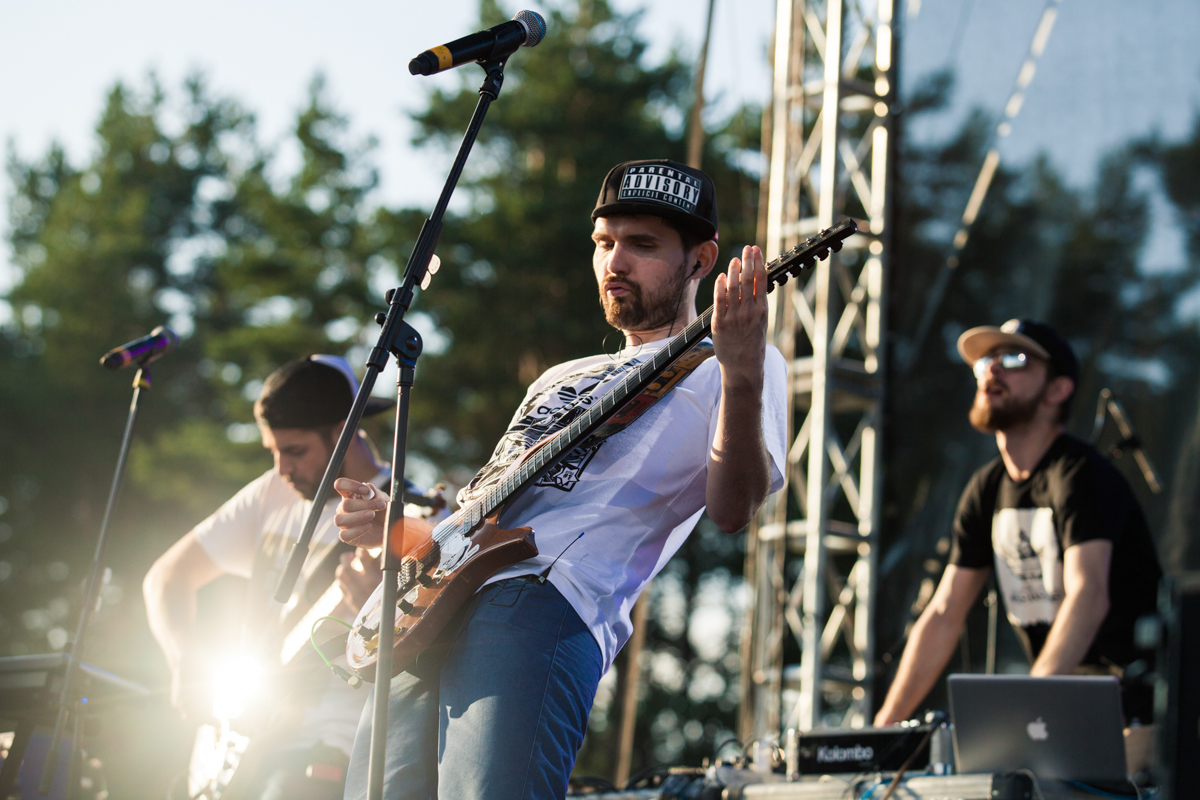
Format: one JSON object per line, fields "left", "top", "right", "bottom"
{"left": 740, "top": 0, "right": 897, "bottom": 738}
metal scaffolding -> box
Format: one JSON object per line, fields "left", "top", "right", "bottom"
{"left": 739, "top": 0, "right": 896, "bottom": 739}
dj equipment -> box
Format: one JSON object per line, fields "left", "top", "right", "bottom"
{"left": 949, "top": 675, "right": 1127, "bottom": 782}
{"left": 785, "top": 724, "right": 932, "bottom": 775}
{"left": 408, "top": 10, "right": 547, "bottom": 76}
{"left": 345, "top": 219, "right": 859, "bottom": 679}
{"left": 99, "top": 325, "right": 178, "bottom": 370}
{"left": 569, "top": 773, "right": 1111, "bottom": 799}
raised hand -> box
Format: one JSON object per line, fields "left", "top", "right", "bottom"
{"left": 711, "top": 244, "right": 768, "bottom": 385}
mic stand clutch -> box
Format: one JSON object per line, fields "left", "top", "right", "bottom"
{"left": 1090, "top": 388, "right": 1162, "bottom": 494}
{"left": 272, "top": 56, "right": 512, "bottom": 800}
{"left": 39, "top": 366, "right": 155, "bottom": 795}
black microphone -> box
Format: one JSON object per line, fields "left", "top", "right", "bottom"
{"left": 409, "top": 10, "right": 547, "bottom": 76}
{"left": 100, "top": 326, "right": 178, "bottom": 370}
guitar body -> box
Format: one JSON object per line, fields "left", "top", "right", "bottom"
{"left": 346, "top": 517, "right": 536, "bottom": 679}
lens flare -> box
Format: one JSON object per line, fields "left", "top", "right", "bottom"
{"left": 211, "top": 655, "right": 262, "bottom": 722}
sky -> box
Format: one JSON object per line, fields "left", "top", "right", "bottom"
{"left": 2, "top": 0, "right": 1199, "bottom": 290}
{"left": 0, "top": 0, "right": 773, "bottom": 275}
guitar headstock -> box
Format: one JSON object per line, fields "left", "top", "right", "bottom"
{"left": 764, "top": 219, "right": 859, "bottom": 291}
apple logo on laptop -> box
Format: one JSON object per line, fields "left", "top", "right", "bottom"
{"left": 1026, "top": 717, "right": 1049, "bottom": 741}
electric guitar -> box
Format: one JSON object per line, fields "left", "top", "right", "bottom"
{"left": 346, "top": 219, "right": 859, "bottom": 679}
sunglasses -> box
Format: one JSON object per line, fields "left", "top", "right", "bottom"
{"left": 973, "top": 351, "right": 1032, "bottom": 379}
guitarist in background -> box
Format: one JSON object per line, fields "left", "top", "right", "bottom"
{"left": 333, "top": 160, "right": 789, "bottom": 800}
{"left": 144, "top": 355, "right": 417, "bottom": 799}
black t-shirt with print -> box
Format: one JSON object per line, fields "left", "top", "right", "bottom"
{"left": 950, "top": 434, "right": 1161, "bottom": 668}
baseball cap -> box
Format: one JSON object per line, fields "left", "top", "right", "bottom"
{"left": 253, "top": 355, "right": 393, "bottom": 430}
{"left": 957, "top": 319, "right": 1080, "bottom": 382}
{"left": 592, "top": 159, "right": 719, "bottom": 242}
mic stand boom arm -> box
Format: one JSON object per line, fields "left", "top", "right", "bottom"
{"left": 271, "top": 57, "right": 511, "bottom": 800}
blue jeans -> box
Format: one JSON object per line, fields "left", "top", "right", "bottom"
{"left": 342, "top": 578, "right": 603, "bottom": 800}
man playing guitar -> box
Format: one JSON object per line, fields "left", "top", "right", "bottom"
{"left": 144, "top": 355, "right": 431, "bottom": 799}
{"left": 333, "top": 160, "right": 788, "bottom": 800}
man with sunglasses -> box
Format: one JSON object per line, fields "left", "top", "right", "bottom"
{"left": 875, "top": 319, "right": 1161, "bottom": 726}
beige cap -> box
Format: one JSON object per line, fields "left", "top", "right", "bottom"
{"left": 957, "top": 319, "right": 1051, "bottom": 366}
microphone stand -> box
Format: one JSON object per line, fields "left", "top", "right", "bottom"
{"left": 1090, "top": 387, "right": 1162, "bottom": 494}
{"left": 271, "top": 56, "right": 511, "bottom": 800}
{"left": 39, "top": 366, "right": 154, "bottom": 795}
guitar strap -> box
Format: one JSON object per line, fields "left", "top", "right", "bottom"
{"left": 583, "top": 341, "right": 715, "bottom": 445}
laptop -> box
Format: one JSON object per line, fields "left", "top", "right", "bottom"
{"left": 948, "top": 675, "right": 1128, "bottom": 781}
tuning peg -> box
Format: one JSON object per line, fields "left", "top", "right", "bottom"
{"left": 375, "top": 312, "right": 386, "bottom": 326}
{"left": 817, "top": 248, "right": 830, "bottom": 260}
{"left": 777, "top": 273, "right": 789, "bottom": 286}
{"left": 831, "top": 241, "right": 844, "bottom": 253}
{"left": 385, "top": 288, "right": 396, "bottom": 304}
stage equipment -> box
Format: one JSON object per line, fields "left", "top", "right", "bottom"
{"left": 39, "top": 332, "right": 174, "bottom": 794}
{"left": 0, "top": 653, "right": 148, "bottom": 799}
{"left": 408, "top": 10, "right": 546, "bottom": 76}
{"left": 270, "top": 20, "right": 545, "bottom": 799}
{"left": 565, "top": 773, "right": 1114, "bottom": 799}
{"left": 1090, "top": 388, "right": 1163, "bottom": 494}
{"left": 1151, "top": 572, "right": 1200, "bottom": 799}
{"left": 948, "top": 675, "right": 1127, "bottom": 782}
{"left": 99, "top": 325, "right": 178, "bottom": 370}
{"left": 345, "top": 222, "right": 860, "bottom": 677}
{"left": 784, "top": 722, "right": 933, "bottom": 775}
{"left": 741, "top": 0, "right": 897, "bottom": 739}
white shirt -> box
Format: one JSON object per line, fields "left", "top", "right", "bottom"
{"left": 193, "top": 468, "right": 390, "bottom": 756}
{"left": 463, "top": 340, "right": 788, "bottom": 672}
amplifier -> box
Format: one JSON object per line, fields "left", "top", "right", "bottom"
{"left": 787, "top": 725, "right": 932, "bottom": 775}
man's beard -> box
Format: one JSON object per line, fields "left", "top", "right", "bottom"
{"left": 969, "top": 381, "right": 1045, "bottom": 433}
{"left": 599, "top": 261, "right": 690, "bottom": 332}
{"left": 284, "top": 437, "right": 337, "bottom": 501}
{"left": 284, "top": 474, "right": 320, "bottom": 501}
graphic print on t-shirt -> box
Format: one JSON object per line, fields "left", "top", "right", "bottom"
{"left": 460, "top": 357, "right": 643, "bottom": 504}
{"left": 992, "top": 507, "right": 1064, "bottom": 627}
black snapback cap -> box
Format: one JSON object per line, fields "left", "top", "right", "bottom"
{"left": 254, "top": 355, "right": 392, "bottom": 430}
{"left": 592, "top": 159, "right": 719, "bottom": 241}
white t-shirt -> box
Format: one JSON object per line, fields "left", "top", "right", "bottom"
{"left": 462, "top": 339, "right": 788, "bottom": 672}
{"left": 193, "top": 468, "right": 390, "bottom": 756}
